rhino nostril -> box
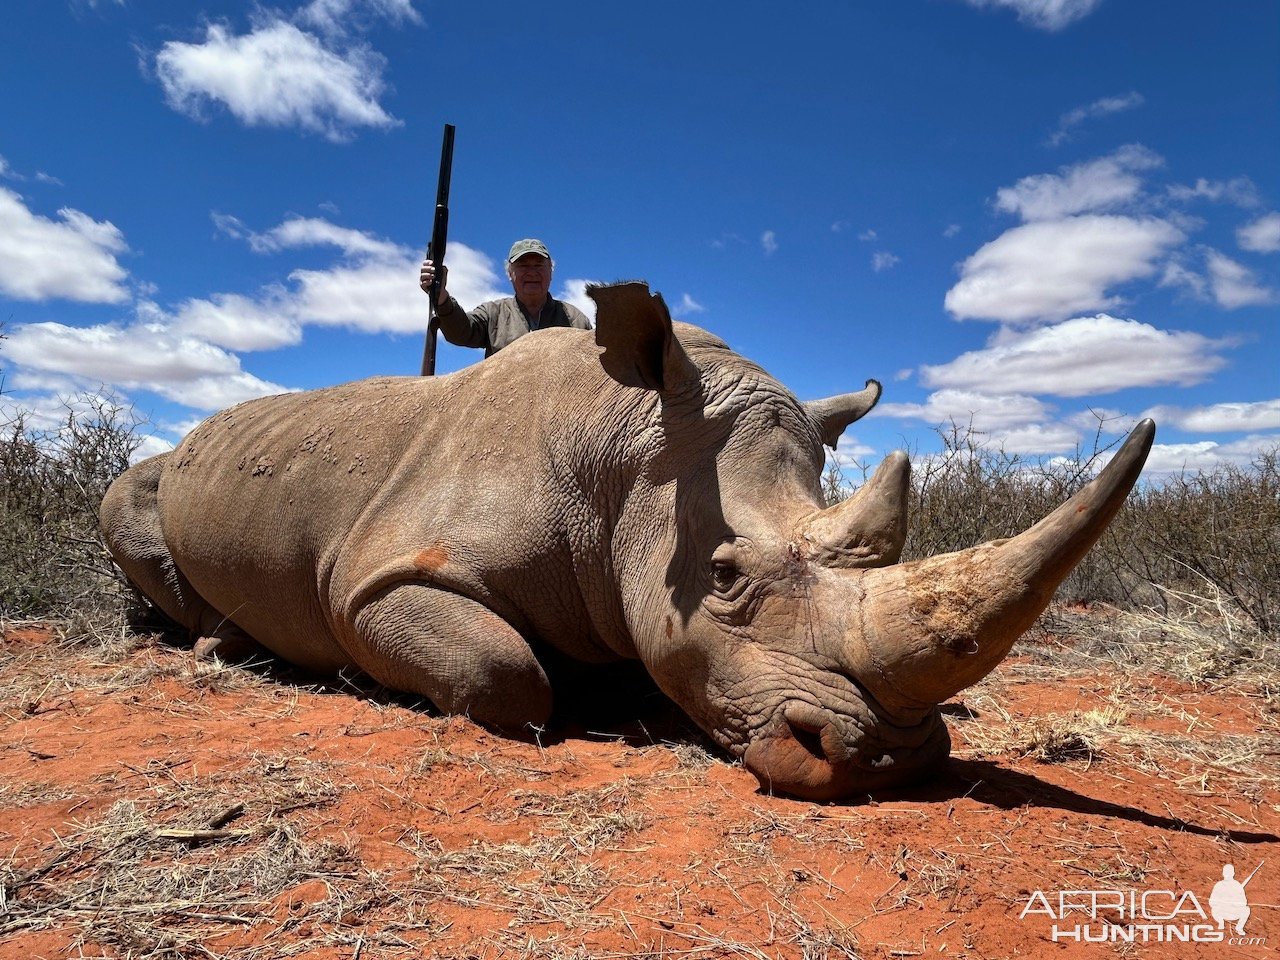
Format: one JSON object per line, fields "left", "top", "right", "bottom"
{"left": 743, "top": 705, "right": 846, "bottom": 800}
{"left": 785, "top": 715, "right": 828, "bottom": 763}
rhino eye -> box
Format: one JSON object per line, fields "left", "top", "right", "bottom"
{"left": 711, "top": 560, "right": 741, "bottom": 593}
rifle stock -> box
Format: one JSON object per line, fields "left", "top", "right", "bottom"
{"left": 421, "top": 123, "right": 456, "bottom": 376}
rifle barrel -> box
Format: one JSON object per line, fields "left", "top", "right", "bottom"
{"left": 421, "top": 123, "right": 456, "bottom": 377}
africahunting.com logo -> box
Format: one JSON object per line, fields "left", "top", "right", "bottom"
{"left": 1019, "top": 861, "right": 1266, "bottom": 945}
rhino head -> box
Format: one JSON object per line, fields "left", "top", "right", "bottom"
{"left": 589, "top": 282, "right": 1153, "bottom": 801}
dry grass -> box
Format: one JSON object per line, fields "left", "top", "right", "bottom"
{"left": 0, "top": 796, "right": 380, "bottom": 958}
{"left": 397, "top": 780, "right": 653, "bottom": 936}
{"left": 953, "top": 662, "right": 1280, "bottom": 802}
{"left": 953, "top": 700, "right": 1121, "bottom": 764}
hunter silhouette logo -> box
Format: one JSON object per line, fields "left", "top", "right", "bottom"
{"left": 1019, "top": 860, "right": 1266, "bottom": 945}
{"left": 1210, "top": 862, "right": 1262, "bottom": 936}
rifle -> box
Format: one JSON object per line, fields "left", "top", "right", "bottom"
{"left": 420, "top": 123, "right": 456, "bottom": 376}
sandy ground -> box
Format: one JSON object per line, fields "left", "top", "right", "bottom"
{"left": 1, "top": 621, "right": 1276, "bottom": 959}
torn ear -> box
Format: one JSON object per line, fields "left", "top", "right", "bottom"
{"left": 590, "top": 281, "right": 692, "bottom": 391}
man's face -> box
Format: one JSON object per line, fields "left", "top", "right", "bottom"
{"left": 508, "top": 253, "right": 552, "bottom": 300}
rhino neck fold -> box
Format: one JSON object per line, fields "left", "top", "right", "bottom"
{"left": 550, "top": 384, "right": 677, "bottom": 664}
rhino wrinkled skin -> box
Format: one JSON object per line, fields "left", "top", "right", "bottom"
{"left": 101, "top": 282, "right": 1155, "bottom": 800}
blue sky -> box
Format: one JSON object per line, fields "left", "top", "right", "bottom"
{"left": 1, "top": 0, "right": 1277, "bottom": 474}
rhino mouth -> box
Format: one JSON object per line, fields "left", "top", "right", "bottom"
{"left": 743, "top": 698, "right": 949, "bottom": 802}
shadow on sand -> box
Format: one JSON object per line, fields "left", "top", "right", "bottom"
{"left": 872, "top": 757, "right": 1278, "bottom": 844}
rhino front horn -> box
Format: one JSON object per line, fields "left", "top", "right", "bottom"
{"left": 849, "top": 420, "right": 1155, "bottom": 715}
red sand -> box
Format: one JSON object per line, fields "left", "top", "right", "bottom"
{"left": 1, "top": 624, "right": 1275, "bottom": 959}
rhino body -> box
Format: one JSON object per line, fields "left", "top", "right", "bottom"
{"left": 102, "top": 283, "right": 1154, "bottom": 800}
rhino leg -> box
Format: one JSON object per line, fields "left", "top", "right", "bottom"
{"left": 351, "top": 584, "right": 552, "bottom": 733}
{"left": 101, "top": 454, "right": 259, "bottom": 651}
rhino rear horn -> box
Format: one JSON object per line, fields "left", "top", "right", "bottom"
{"left": 802, "top": 451, "right": 909, "bottom": 568}
{"left": 805, "top": 381, "right": 882, "bottom": 449}
{"left": 591, "top": 282, "right": 693, "bottom": 391}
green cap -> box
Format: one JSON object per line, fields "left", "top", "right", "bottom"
{"left": 507, "top": 238, "right": 550, "bottom": 263}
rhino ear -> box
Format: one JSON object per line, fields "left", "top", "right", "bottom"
{"left": 590, "top": 282, "right": 692, "bottom": 391}
{"left": 805, "top": 380, "right": 882, "bottom": 449}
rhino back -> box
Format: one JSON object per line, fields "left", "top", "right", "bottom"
{"left": 156, "top": 337, "right": 623, "bottom": 670}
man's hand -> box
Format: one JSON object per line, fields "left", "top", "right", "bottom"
{"left": 419, "top": 259, "right": 449, "bottom": 305}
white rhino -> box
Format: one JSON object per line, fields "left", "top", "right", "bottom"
{"left": 101, "top": 282, "right": 1154, "bottom": 800}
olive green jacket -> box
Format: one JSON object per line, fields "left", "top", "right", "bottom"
{"left": 436, "top": 295, "right": 592, "bottom": 357}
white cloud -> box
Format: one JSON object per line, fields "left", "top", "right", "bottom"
{"left": 872, "top": 251, "right": 900, "bottom": 272}
{"left": 204, "top": 216, "right": 506, "bottom": 336}
{"left": 0, "top": 186, "right": 130, "bottom": 303}
{"left": 943, "top": 224, "right": 962, "bottom": 238}
{"left": 2, "top": 369, "right": 85, "bottom": 397}
{"left": 1141, "top": 436, "right": 1280, "bottom": 475}
{"left": 674, "top": 293, "right": 705, "bottom": 316}
{"left": 1158, "top": 257, "right": 1208, "bottom": 300}
{"left": 857, "top": 229, "right": 877, "bottom": 242}
{"left": 874, "top": 388, "right": 1083, "bottom": 453}
{"left": 922, "top": 314, "right": 1231, "bottom": 397}
{"left": 994, "top": 145, "right": 1161, "bottom": 221}
{"left": 286, "top": 258, "right": 438, "bottom": 334}
{"left": 831, "top": 220, "right": 851, "bottom": 233}
{"left": 761, "top": 230, "right": 778, "bottom": 256}
{"left": 171, "top": 372, "right": 290, "bottom": 411}
{"left": 287, "top": 236, "right": 508, "bottom": 334}
{"left": 827, "top": 433, "right": 877, "bottom": 472}
{"left": 1140, "top": 399, "right": 1280, "bottom": 434}
{"left": 0, "top": 393, "right": 184, "bottom": 465}
{"left": 1166, "top": 177, "right": 1260, "bottom": 209}
{"left": 154, "top": 20, "right": 398, "bottom": 141}
{"left": 556, "top": 279, "right": 599, "bottom": 323}
{"left": 170, "top": 292, "right": 302, "bottom": 351}
{"left": 246, "top": 215, "right": 401, "bottom": 258}
{"left": 0, "top": 392, "right": 85, "bottom": 434}
{"left": 3, "top": 321, "right": 288, "bottom": 410}
{"left": 945, "top": 215, "right": 1184, "bottom": 323}
{"left": 1049, "top": 91, "right": 1144, "bottom": 146}
{"left": 0, "top": 210, "right": 508, "bottom": 416}
{"left": 878, "top": 388, "right": 1055, "bottom": 431}
{"left": 1205, "top": 250, "right": 1276, "bottom": 308}
{"left": 961, "top": 0, "right": 1104, "bottom": 31}
{"left": 132, "top": 434, "right": 176, "bottom": 462}
{"left": 992, "top": 421, "right": 1083, "bottom": 454}
{"left": 298, "top": 0, "right": 422, "bottom": 36}
{"left": 438, "top": 243, "right": 510, "bottom": 311}
{"left": 1237, "top": 211, "right": 1280, "bottom": 253}
{"left": 710, "top": 232, "right": 744, "bottom": 250}
{"left": 1159, "top": 246, "right": 1276, "bottom": 308}
{"left": 1064, "top": 407, "right": 1128, "bottom": 433}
